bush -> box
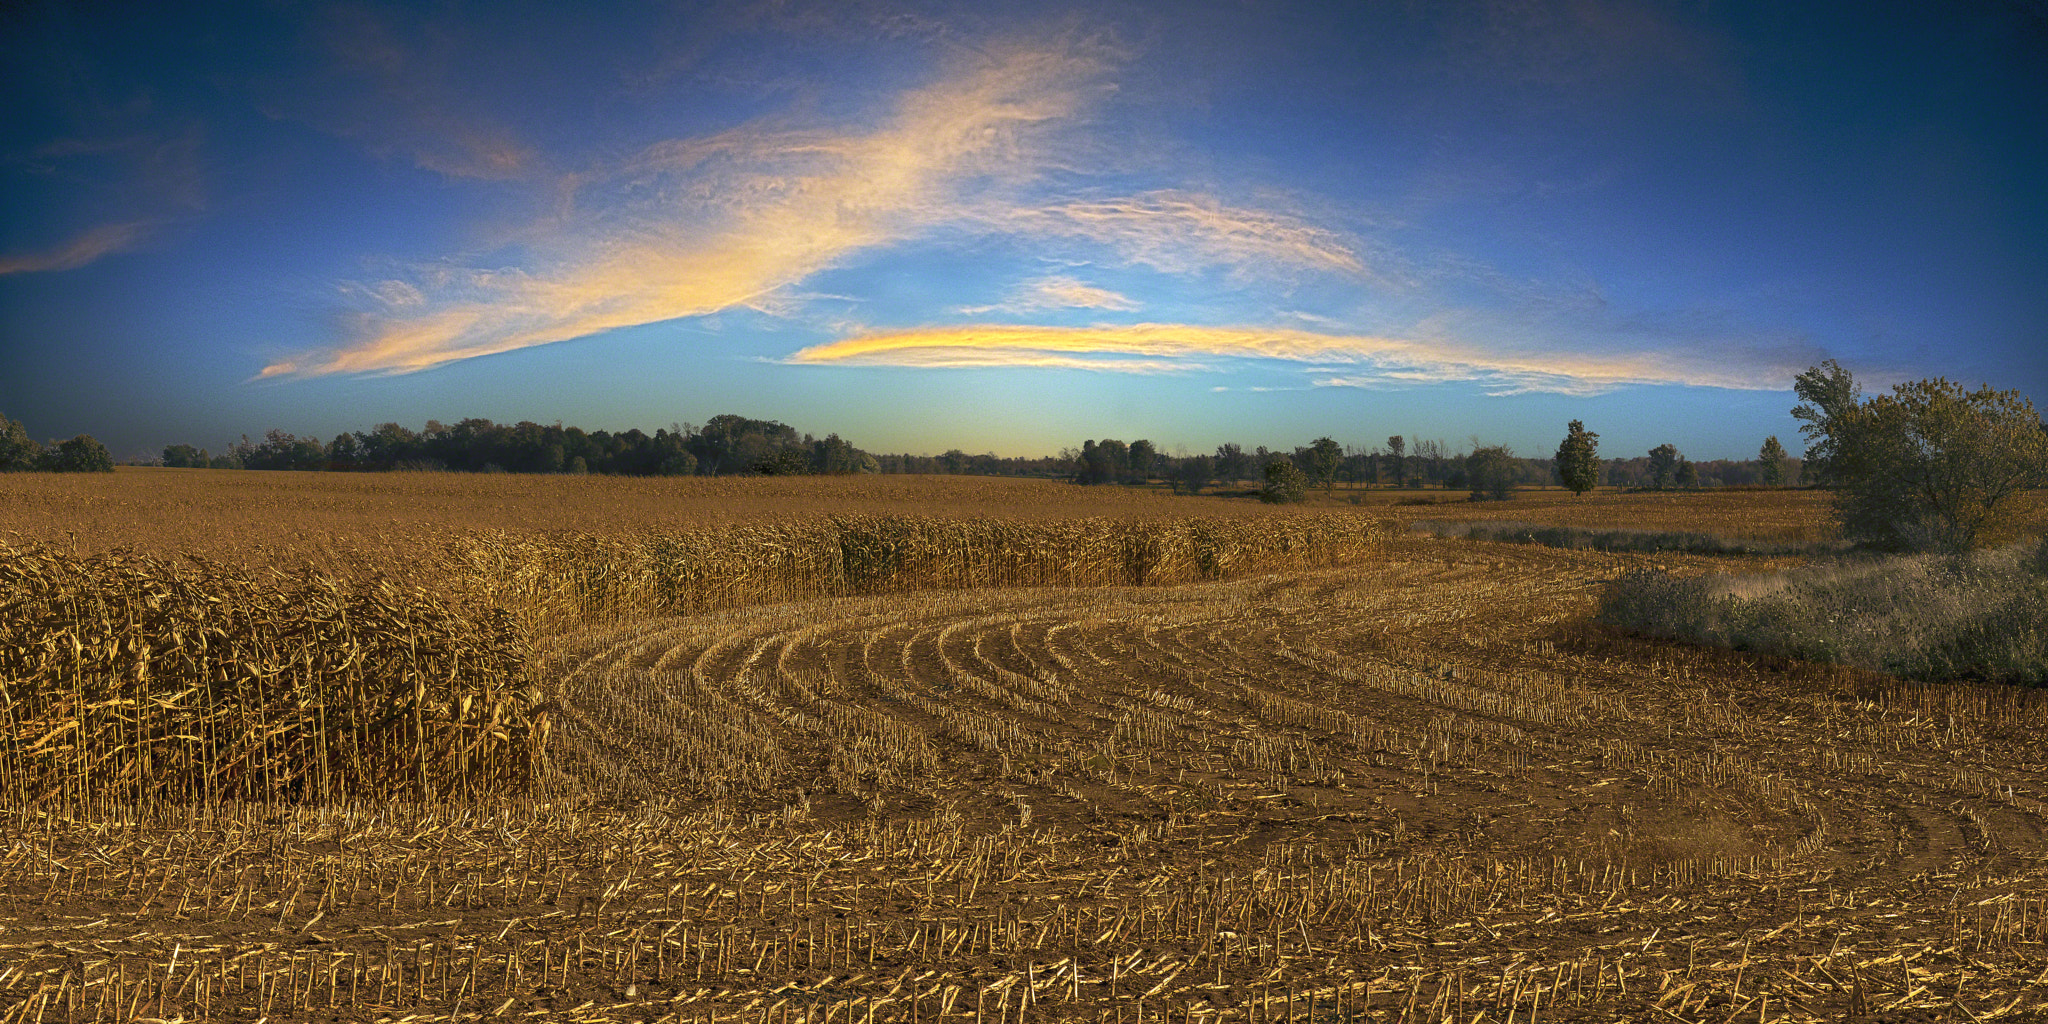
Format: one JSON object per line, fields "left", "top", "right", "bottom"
{"left": 1260, "top": 460, "right": 1309, "bottom": 504}
{"left": 1595, "top": 539, "right": 2048, "bottom": 685}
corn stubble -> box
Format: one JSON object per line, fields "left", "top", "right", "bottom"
{"left": 4, "top": 485, "right": 2048, "bottom": 1022}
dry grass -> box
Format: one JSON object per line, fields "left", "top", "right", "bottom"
{"left": 1598, "top": 537, "right": 2048, "bottom": 684}
{"left": 5, "top": 475, "right": 2048, "bottom": 1021}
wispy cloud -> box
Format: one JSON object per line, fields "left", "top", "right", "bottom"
{"left": 787, "top": 323, "right": 1800, "bottom": 394}
{"left": 260, "top": 5, "right": 537, "bottom": 181}
{"left": 263, "top": 35, "right": 1123, "bottom": 378}
{"left": 0, "top": 221, "right": 153, "bottom": 275}
{"left": 957, "top": 273, "right": 1141, "bottom": 313}
{"left": 1001, "top": 191, "right": 1372, "bottom": 280}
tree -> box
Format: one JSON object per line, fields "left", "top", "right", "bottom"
{"left": 1127, "top": 440, "right": 1157, "bottom": 481}
{"left": 1647, "top": 444, "right": 1680, "bottom": 490}
{"left": 1172, "top": 455, "right": 1212, "bottom": 495}
{"left": 1830, "top": 378, "right": 2048, "bottom": 553}
{"left": 1553, "top": 420, "right": 1600, "bottom": 497}
{"left": 44, "top": 435, "right": 114, "bottom": 473}
{"left": 0, "top": 413, "right": 40, "bottom": 471}
{"left": 1385, "top": 435, "right": 1406, "bottom": 487}
{"left": 1260, "top": 459, "right": 1309, "bottom": 504}
{"left": 1466, "top": 444, "right": 1519, "bottom": 501}
{"left": 1213, "top": 443, "right": 1252, "bottom": 482}
{"left": 162, "top": 443, "right": 207, "bottom": 468}
{"left": 1076, "top": 440, "right": 1116, "bottom": 485}
{"left": 1674, "top": 459, "right": 1699, "bottom": 489}
{"left": 1791, "top": 360, "right": 1861, "bottom": 487}
{"left": 1304, "top": 437, "right": 1344, "bottom": 493}
{"left": 1757, "top": 436, "right": 1788, "bottom": 486}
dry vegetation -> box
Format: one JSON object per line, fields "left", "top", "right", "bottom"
{"left": 3, "top": 471, "right": 2048, "bottom": 1022}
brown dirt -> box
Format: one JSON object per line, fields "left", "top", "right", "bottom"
{"left": 4, "top": 532, "right": 2045, "bottom": 1021}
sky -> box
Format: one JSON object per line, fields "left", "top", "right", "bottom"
{"left": 2, "top": 0, "right": 2043, "bottom": 463}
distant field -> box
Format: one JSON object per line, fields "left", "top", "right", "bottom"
{"left": 0, "top": 468, "right": 1865, "bottom": 560}
{"left": 5, "top": 470, "right": 2048, "bottom": 1022}
{"left": 0, "top": 468, "right": 1263, "bottom": 567}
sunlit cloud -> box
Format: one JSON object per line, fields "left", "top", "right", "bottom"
{"left": 263, "top": 36, "right": 1123, "bottom": 378}
{"left": 0, "top": 221, "right": 153, "bottom": 275}
{"left": 957, "top": 274, "right": 1141, "bottom": 313}
{"left": 788, "top": 323, "right": 1800, "bottom": 395}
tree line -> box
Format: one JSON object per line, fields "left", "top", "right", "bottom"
{"left": 0, "top": 412, "right": 114, "bottom": 473}
{"left": 1057, "top": 429, "right": 1802, "bottom": 502}
{"left": 155, "top": 414, "right": 883, "bottom": 477}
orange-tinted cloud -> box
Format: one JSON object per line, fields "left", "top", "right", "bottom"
{"left": 0, "top": 221, "right": 152, "bottom": 275}
{"left": 788, "top": 323, "right": 1795, "bottom": 394}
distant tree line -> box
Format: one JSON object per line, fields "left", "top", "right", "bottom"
{"left": 1053, "top": 429, "right": 1803, "bottom": 503}
{"left": 160, "top": 414, "right": 882, "bottom": 477}
{"left": 0, "top": 411, "right": 114, "bottom": 473}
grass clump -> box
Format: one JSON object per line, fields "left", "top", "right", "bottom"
{"left": 1596, "top": 538, "right": 2048, "bottom": 684}
{"left": 0, "top": 540, "right": 541, "bottom": 809}
{"left": 1413, "top": 520, "right": 1834, "bottom": 557}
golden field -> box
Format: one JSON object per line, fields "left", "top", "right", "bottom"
{"left": 2, "top": 470, "right": 2046, "bottom": 1023}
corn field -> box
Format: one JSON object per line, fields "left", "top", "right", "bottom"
{"left": 3, "top": 476, "right": 2047, "bottom": 1022}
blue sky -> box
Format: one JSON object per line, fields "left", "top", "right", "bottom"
{"left": 2, "top": 0, "right": 2042, "bottom": 462}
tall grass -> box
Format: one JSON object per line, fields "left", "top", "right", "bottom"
{"left": 1596, "top": 538, "right": 2048, "bottom": 684}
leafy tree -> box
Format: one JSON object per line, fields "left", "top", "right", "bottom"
{"left": 808, "top": 433, "right": 861, "bottom": 475}
{"left": 1757, "top": 436, "right": 1788, "bottom": 486}
{"left": 1466, "top": 444, "right": 1519, "bottom": 501}
{"left": 1127, "top": 440, "right": 1157, "bottom": 481}
{"left": 689, "top": 414, "right": 801, "bottom": 475}
{"left": 237, "top": 429, "right": 328, "bottom": 471}
{"left": 1831, "top": 378, "right": 2048, "bottom": 552}
{"left": 1675, "top": 459, "right": 1699, "bottom": 489}
{"left": 44, "top": 435, "right": 114, "bottom": 473}
{"left": 1076, "top": 440, "right": 1114, "bottom": 484}
{"left": 162, "top": 443, "right": 208, "bottom": 468}
{"left": 1212, "top": 443, "right": 1253, "bottom": 481}
{"left": 1260, "top": 459, "right": 1309, "bottom": 504}
{"left": 1647, "top": 444, "right": 1680, "bottom": 490}
{"left": 1553, "top": 420, "right": 1600, "bottom": 497}
{"left": 1385, "top": 435, "right": 1406, "bottom": 487}
{"left": 1303, "top": 436, "right": 1344, "bottom": 493}
{"left": 0, "top": 413, "right": 40, "bottom": 471}
{"left": 1172, "top": 455, "right": 1212, "bottom": 495}
{"left": 1791, "top": 360, "right": 1861, "bottom": 487}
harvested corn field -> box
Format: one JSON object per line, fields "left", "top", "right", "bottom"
{"left": 4, "top": 508, "right": 2048, "bottom": 1022}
